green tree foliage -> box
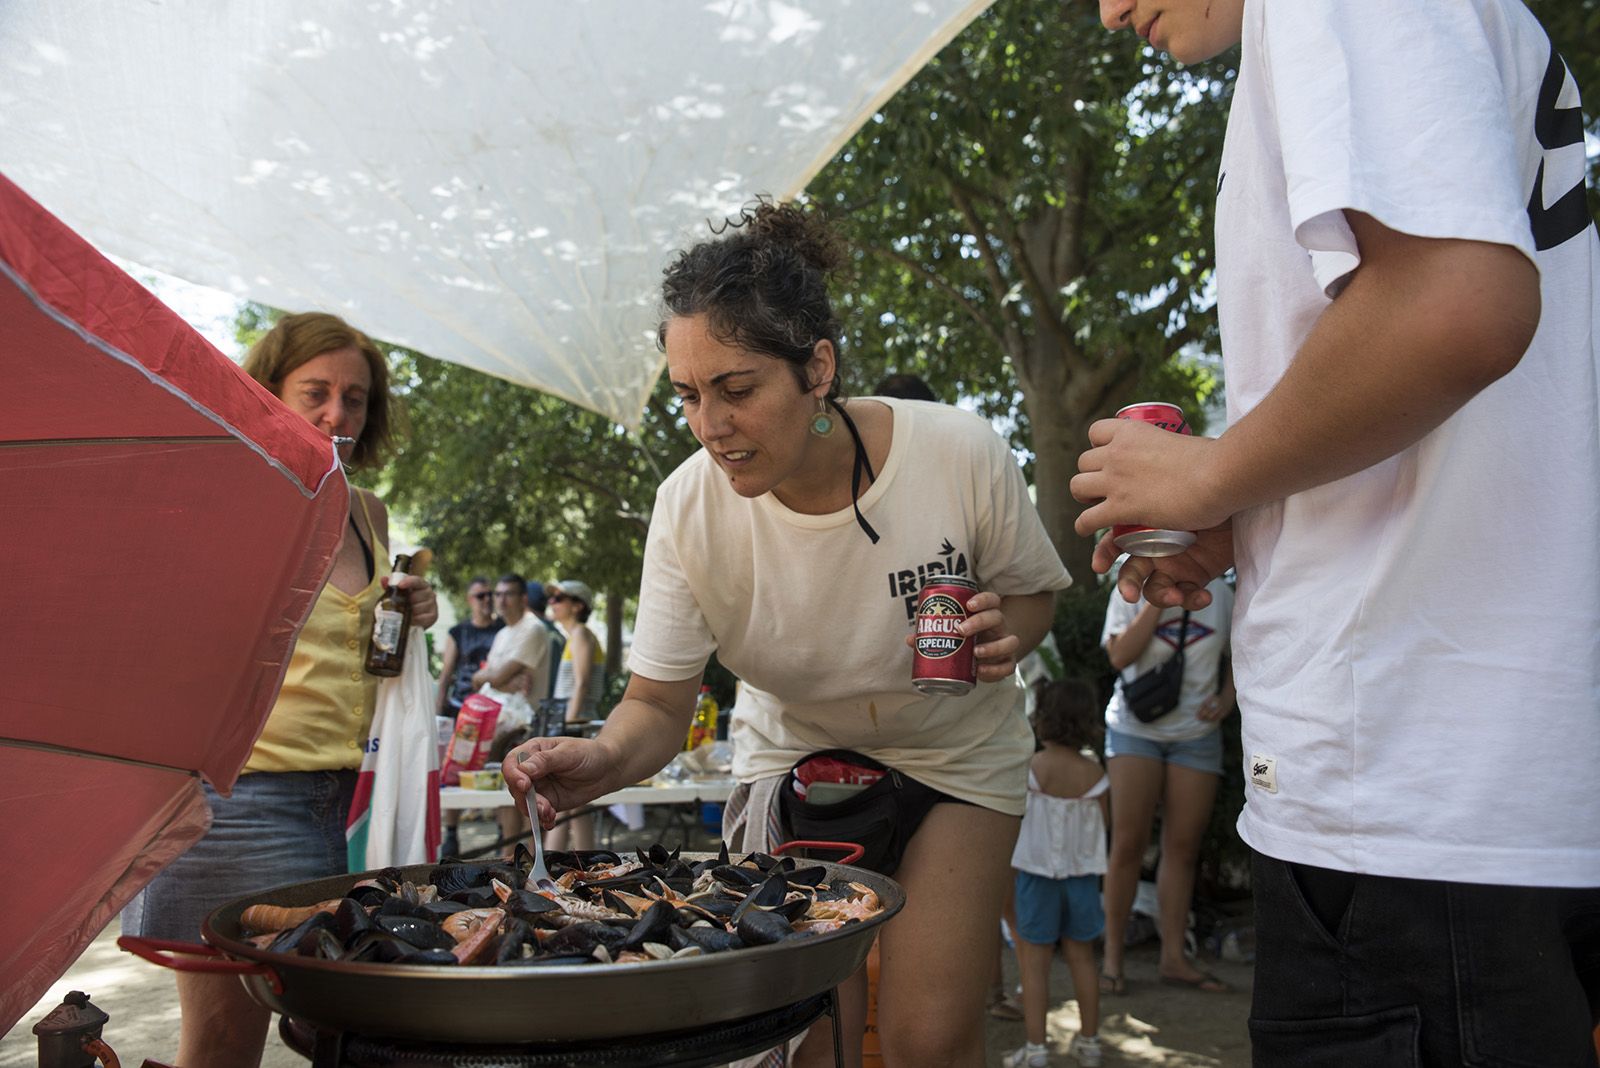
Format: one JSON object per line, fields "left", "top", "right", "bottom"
{"left": 810, "top": 0, "right": 1600, "bottom": 588}
{"left": 234, "top": 300, "right": 698, "bottom": 649}
{"left": 808, "top": 0, "right": 1233, "bottom": 585}
{"left": 380, "top": 354, "right": 697, "bottom": 622}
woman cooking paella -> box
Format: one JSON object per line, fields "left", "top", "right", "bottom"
{"left": 503, "top": 200, "right": 1071, "bottom": 1067}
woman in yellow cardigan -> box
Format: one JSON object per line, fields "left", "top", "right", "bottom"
{"left": 122, "top": 312, "right": 438, "bottom": 1068}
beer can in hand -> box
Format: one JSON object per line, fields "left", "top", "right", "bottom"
{"left": 1110, "top": 401, "right": 1197, "bottom": 558}
{"left": 912, "top": 575, "right": 978, "bottom": 696}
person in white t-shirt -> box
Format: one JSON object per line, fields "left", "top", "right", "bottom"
{"left": 504, "top": 199, "right": 1072, "bottom": 1066}
{"left": 472, "top": 573, "right": 551, "bottom": 842}
{"left": 472, "top": 573, "right": 552, "bottom": 715}
{"left": 1098, "top": 574, "right": 1234, "bottom": 997}
{"left": 1077, "top": 1, "right": 1600, "bottom": 1061}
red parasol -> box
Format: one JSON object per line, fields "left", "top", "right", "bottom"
{"left": 0, "top": 173, "right": 348, "bottom": 1032}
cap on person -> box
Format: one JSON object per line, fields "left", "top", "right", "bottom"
{"left": 548, "top": 580, "right": 595, "bottom": 623}
{"left": 525, "top": 584, "right": 549, "bottom": 614}
{"left": 548, "top": 579, "right": 595, "bottom": 607}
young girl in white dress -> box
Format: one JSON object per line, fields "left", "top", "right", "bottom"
{"left": 1003, "top": 678, "right": 1109, "bottom": 1068}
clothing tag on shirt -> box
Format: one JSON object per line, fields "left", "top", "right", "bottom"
{"left": 1249, "top": 754, "right": 1278, "bottom": 794}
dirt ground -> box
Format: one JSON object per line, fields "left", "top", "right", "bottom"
{"left": 1, "top": 809, "right": 1253, "bottom": 1067}
{"left": 985, "top": 940, "right": 1252, "bottom": 1067}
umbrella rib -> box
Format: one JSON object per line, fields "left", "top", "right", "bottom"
{"left": 0, "top": 736, "right": 202, "bottom": 778}
{"left": 0, "top": 435, "right": 239, "bottom": 449}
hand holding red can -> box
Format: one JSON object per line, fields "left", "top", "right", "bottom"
{"left": 1071, "top": 406, "right": 1237, "bottom": 609}
{"left": 907, "top": 583, "right": 1026, "bottom": 691}
{"left": 912, "top": 575, "right": 978, "bottom": 695}
{"left": 1108, "top": 402, "right": 1197, "bottom": 557}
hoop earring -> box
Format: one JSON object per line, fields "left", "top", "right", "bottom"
{"left": 810, "top": 397, "right": 835, "bottom": 437}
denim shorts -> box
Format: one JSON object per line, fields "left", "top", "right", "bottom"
{"left": 121, "top": 770, "right": 356, "bottom": 942}
{"left": 1014, "top": 871, "right": 1105, "bottom": 945}
{"left": 1104, "top": 724, "right": 1223, "bottom": 775}
{"left": 1250, "top": 851, "right": 1600, "bottom": 1066}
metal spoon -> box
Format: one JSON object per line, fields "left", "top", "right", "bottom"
{"left": 517, "top": 753, "right": 558, "bottom": 894}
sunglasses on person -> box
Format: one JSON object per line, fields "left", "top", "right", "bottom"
{"left": 548, "top": 592, "right": 569, "bottom": 604}
{"left": 469, "top": 591, "right": 492, "bottom": 601}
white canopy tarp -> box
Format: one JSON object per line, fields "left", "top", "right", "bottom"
{"left": 0, "top": 1, "right": 991, "bottom": 427}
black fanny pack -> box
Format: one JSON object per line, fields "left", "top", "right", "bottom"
{"left": 1118, "top": 610, "right": 1190, "bottom": 723}
{"left": 778, "top": 749, "right": 953, "bottom": 876}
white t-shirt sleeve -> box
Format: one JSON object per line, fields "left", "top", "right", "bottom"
{"left": 1100, "top": 586, "right": 1138, "bottom": 651}
{"left": 1259, "top": 0, "right": 1537, "bottom": 295}
{"left": 626, "top": 481, "right": 717, "bottom": 682}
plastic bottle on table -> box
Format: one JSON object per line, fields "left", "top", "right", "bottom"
{"left": 686, "top": 685, "right": 718, "bottom": 750}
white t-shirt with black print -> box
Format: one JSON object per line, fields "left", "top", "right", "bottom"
{"left": 1218, "top": 0, "right": 1600, "bottom": 887}
{"left": 628, "top": 397, "right": 1073, "bottom": 816}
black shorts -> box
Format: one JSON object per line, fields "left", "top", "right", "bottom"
{"left": 1249, "top": 851, "right": 1600, "bottom": 1067}
{"left": 778, "top": 749, "right": 972, "bottom": 877}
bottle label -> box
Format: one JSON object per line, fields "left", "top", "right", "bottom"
{"left": 372, "top": 608, "right": 405, "bottom": 655}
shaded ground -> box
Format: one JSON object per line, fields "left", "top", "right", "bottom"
{"left": 2, "top": 809, "right": 1252, "bottom": 1066}
{"left": 985, "top": 941, "right": 1252, "bottom": 1067}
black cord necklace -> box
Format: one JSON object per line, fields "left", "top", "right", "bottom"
{"left": 827, "top": 397, "right": 880, "bottom": 544}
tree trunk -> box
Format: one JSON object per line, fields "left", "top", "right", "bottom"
{"left": 1027, "top": 388, "right": 1097, "bottom": 589}
{"left": 604, "top": 587, "right": 625, "bottom": 686}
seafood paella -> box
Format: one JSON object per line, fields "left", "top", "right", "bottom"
{"left": 238, "top": 842, "right": 885, "bottom": 967}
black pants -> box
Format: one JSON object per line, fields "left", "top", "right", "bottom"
{"left": 1250, "top": 851, "right": 1600, "bottom": 1067}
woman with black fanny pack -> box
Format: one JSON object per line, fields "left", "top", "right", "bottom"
{"left": 503, "top": 199, "right": 1071, "bottom": 1066}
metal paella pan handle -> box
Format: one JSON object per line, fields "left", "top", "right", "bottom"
{"left": 116, "top": 936, "right": 285, "bottom": 995}
{"left": 771, "top": 840, "right": 866, "bottom": 865}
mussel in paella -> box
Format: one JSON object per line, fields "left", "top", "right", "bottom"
{"left": 238, "top": 842, "right": 884, "bottom": 967}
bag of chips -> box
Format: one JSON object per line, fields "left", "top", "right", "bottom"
{"left": 440, "top": 693, "right": 501, "bottom": 786}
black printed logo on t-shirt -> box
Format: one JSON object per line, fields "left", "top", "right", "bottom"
{"left": 1527, "top": 44, "right": 1594, "bottom": 252}
{"left": 887, "top": 538, "right": 970, "bottom": 621}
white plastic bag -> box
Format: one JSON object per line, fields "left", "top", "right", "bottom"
{"left": 346, "top": 627, "right": 440, "bottom": 869}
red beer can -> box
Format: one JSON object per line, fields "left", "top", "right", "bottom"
{"left": 912, "top": 575, "right": 978, "bottom": 696}
{"left": 1110, "top": 401, "right": 1198, "bottom": 558}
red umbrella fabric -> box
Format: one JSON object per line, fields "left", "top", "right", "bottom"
{"left": 0, "top": 173, "right": 349, "bottom": 1032}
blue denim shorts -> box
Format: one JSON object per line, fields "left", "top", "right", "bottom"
{"left": 1104, "top": 724, "right": 1223, "bottom": 775}
{"left": 1014, "top": 870, "right": 1105, "bottom": 945}
{"left": 121, "top": 770, "right": 356, "bottom": 942}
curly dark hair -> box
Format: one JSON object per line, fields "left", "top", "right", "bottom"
{"left": 657, "top": 197, "right": 846, "bottom": 396}
{"left": 1031, "top": 677, "right": 1104, "bottom": 750}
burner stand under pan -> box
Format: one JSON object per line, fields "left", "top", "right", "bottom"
{"left": 279, "top": 988, "right": 843, "bottom": 1068}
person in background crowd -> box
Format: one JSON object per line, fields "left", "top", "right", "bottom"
{"left": 1004, "top": 678, "right": 1109, "bottom": 1068}
{"left": 437, "top": 575, "right": 502, "bottom": 858}
{"left": 471, "top": 572, "right": 551, "bottom": 844}
{"left": 526, "top": 582, "right": 565, "bottom": 700}
{"left": 547, "top": 579, "right": 606, "bottom": 724}
{"left": 1080, "top": 1, "right": 1600, "bottom": 1061}
{"left": 1098, "top": 574, "right": 1234, "bottom": 995}
{"left": 505, "top": 200, "right": 1072, "bottom": 1066}
{"left": 437, "top": 576, "right": 503, "bottom": 716}
{"left": 543, "top": 579, "right": 607, "bottom": 852}
{"left": 122, "top": 311, "right": 438, "bottom": 1068}
{"left": 873, "top": 371, "right": 937, "bottom": 403}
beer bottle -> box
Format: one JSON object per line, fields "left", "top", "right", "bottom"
{"left": 365, "top": 553, "right": 414, "bottom": 677}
